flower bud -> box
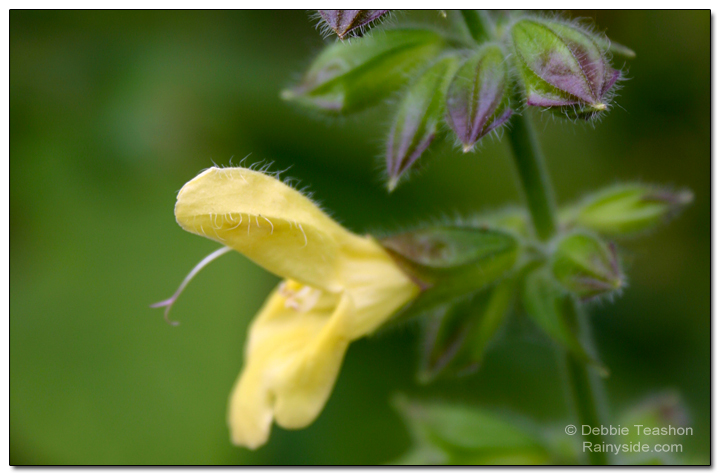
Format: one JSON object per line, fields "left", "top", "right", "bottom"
{"left": 445, "top": 44, "right": 513, "bottom": 152}
{"left": 563, "top": 184, "right": 693, "bottom": 237}
{"left": 551, "top": 232, "right": 623, "bottom": 299}
{"left": 511, "top": 18, "right": 621, "bottom": 120}
{"left": 282, "top": 29, "right": 445, "bottom": 115}
{"left": 419, "top": 279, "right": 514, "bottom": 383}
{"left": 380, "top": 226, "right": 519, "bottom": 308}
{"left": 317, "top": 10, "right": 389, "bottom": 40}
{"left": 386, "top": 56, "right": 459, "bottom": 190}
{"left": 620, "top": 391, "right": 690, "bottom": 439}
{"left": 617, "top": 391, "right": 690, "bottom": 464}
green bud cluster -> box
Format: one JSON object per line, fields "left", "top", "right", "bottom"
{"left": 285, "top": 11, "right": 629, "bottom": 189}
{"left": 376, "top": 180, "right": 690, "bottom": 382}
{"left": 282, "top": 10, "right": 692, "bottom": 397}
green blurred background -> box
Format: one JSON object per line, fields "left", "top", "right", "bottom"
{"left": 10, "top": 10, "right": 710, "bottom": 465}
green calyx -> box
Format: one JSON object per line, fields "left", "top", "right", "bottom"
{"left": 419, "top": 278, "right": 515, "bottom": 383}
{"left": 510, "top": 18, "right": 620, "bottom": 120}
{"left": 282, "top": 28, "right": 445, "bottom": 115}
{"left": 562, "top": 184, "right": 694, "bottom": 237}
{"left": 551, "top": 232, "right": 623, "bottom": 300}
{"left": 381, "top": 225, "right": 519, "bottom": 296}
{"left": 387, "top": 55, "right": 460, "bottom": 190}
{"left": 522, "top": 268, "right": 605, "bottom": 372}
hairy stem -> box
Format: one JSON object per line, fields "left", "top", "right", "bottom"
{"left": 506, "top": 112, "right": 608, "bottom": 465}
{"left": 506, "top": 112, "right": 557, "bottom": 241}
{"left": 565, "top": 306, "right": 610, "bottom": 465}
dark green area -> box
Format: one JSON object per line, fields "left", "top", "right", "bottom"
{"left": 10, "top": 10, "right": 709, "bottom": 465}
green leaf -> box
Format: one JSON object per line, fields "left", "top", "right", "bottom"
{"left": 419, "top": 278, "right": 515, "bottom": 382}
{"left": 386, "top": 55, "right": 460, "bottom": 190}
{"left": 521, "top": 268, "right": 604, "bottom": 371}
{"left": 392, "top": 396, "right": 552, "bottom": 465}
{"left": 282, "top": 28, "right": 445, "bottom": 114}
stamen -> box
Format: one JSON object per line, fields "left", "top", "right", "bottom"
{"left": 281, "top": 284, "right": 321, "bottom": 312}
{"left": 150, "top": 246, "right": 232, "bottom": 326}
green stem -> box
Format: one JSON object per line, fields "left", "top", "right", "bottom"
{"left": 506, "top": 112, "right": 557, "bottom": 241}
{"left": 460, "top": 10, "right": 491, "bottom": 43}
{"left": 565, "top": 307, "right": 609, "bottom": 465}
{"left": 506, "top": 111, "right": 609, "bottom": 465}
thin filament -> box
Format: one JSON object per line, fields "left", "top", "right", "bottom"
{"left": 150, "top": 246, "right": 232, "bottom": 326}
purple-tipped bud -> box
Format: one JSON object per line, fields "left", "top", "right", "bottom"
{"left": 551, "top": 232, "right": 624, "bottom": 300}
{"left": 511, "top": 19, "right": 622, "bottom": 120}
{"left": 318, "top": 10, "right": 390, "bottom": 40}
{"left": 386, "top": 56, "right": 459, "bottom": 190}
{"left": 445, "top": 44, "right": 513, "bottom": 152}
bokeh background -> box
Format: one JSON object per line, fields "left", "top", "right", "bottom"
{"left": 10, "top": 10, "right": 710, "bottom": 465}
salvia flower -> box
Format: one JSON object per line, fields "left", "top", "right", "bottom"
{"left": 511, "top": 18, "right": 621, "bottom": 120}
{"left": 445, "top": 44, "right": 514, "bottom": 152}
{"left": 168, "top": 167, "right": 419, "bottom": 448}
{"left": 317, "top": 10, "right": 390, "bottom": 40}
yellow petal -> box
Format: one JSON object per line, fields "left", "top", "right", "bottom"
{"left": 334, "top": 238, "right": 421, "bottom": 339}
{"left": 175, "top": 167, "right": 359, "bottom": 292}
{"left": 227, "top": 281, "right": 350, "bottom": 448}
{"left": 174, "top": 167, "right": 421, "bottom": 449}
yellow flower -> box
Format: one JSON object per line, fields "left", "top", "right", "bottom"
{"left": 173, "top": 166, "right": 420, "bottom": 449}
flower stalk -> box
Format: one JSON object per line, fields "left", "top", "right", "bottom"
{"left": 506, "top": 111, "right": 608, "bottom": 464}
{"left": 506, "top": 111, "right": 557, "bottom": 241}
{"left": 564, "top": 310, "right": 610, "bottom": 465}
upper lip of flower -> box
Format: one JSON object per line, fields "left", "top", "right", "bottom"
{"left": 170, "top": 166, "right": 419, "bottom": 449}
